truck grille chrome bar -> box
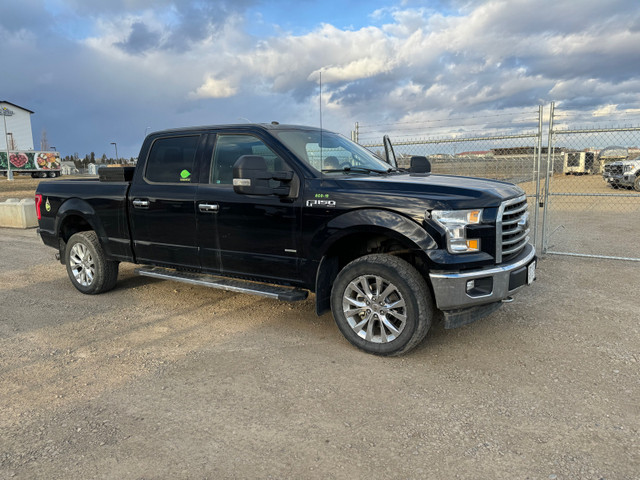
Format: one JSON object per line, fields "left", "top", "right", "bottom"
{"left": 604, "top": 164, "right": 622, "bottom": 175}
{"left": 496, "top": 195, "right": 530, "bottom": 263}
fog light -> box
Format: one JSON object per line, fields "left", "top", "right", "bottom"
{"left": 466, "top": 276, "right": 493, "bottom": 297}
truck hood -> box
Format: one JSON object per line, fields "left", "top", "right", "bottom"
{"left": 331, "top": 173, "right": 525, "bottom": 209}
{"left": 607, "top": 160, "right": 637, "bottom": 166}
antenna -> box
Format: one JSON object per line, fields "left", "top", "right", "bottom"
{"left": 319, "top": 70, "right": 323, "bottom": 171}
{"left": 319, "top": 71, "right": 323, "bottom": 132}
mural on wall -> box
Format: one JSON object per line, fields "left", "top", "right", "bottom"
{"left": 0, "top": 151, "right": 61, "bottom": 170}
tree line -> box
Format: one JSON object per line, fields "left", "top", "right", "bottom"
{"left": 62, "top": 152, "right": 137, "bottom": 169}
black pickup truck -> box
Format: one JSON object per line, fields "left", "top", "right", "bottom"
{"left": 36, "top": 123, "right": 536, "bottom": 355}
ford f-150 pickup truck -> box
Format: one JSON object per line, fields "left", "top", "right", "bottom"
{"left": 36, "top": 123, "right": 536, "bottom": 355}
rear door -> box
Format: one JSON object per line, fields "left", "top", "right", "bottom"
{"left": 196, "top": 132, "right": 302, "bottom": 282}
{"left": 129, "top": 134, "right": 205, "bottom": 268}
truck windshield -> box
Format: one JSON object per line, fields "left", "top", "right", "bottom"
{"left": 274, "top": 129, "right": 391, "bottom": 174}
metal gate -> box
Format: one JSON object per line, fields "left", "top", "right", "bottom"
{"left": 542, "top": 102, "right": 640, "bottom": 261}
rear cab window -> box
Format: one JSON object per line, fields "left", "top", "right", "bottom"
{"left": 145, "top": 135, "right": 200, "bottom": 183}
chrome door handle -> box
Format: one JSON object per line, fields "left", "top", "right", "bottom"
{"left": 132, "top": 199, "right": 150, "bottom": 208}
{"left": 198, "top": 203, "right": 219, "bottom": 213}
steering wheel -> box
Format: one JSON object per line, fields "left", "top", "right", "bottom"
{"left": 340, "top": 162, "right": 352, "bottom": 169}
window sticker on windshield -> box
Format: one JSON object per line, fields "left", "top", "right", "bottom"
{"left": 180, "top": 169, "right": 191, "bottom": 181}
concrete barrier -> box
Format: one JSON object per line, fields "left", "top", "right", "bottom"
{"left": 0, "top": 198, "right": 38, "bottom": 228}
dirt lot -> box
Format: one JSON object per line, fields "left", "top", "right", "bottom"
{"left": 1, "top": 225, "right": 639, "bottom": 479}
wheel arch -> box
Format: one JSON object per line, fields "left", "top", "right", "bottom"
{"left": 55, "top": 199, "right": 107, "bottom": 263}
{"left": 314, "top": 209, "right": 438, "bottom": 316}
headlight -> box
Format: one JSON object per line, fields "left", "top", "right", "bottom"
{"left": 624, "top": 165, "right": 633, "bottom": 173}
{"left": 430, "top": 209, "right": 482, "bottom": 253}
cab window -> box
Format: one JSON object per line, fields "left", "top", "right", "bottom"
{"left": 211, "top": 134, "right": 286, "bottom": 185}
{"left": 145, "top": 135, "right": 199, "bottom": 183}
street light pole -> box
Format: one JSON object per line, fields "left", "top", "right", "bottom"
{"left": 110, "top": 142, "right": 118, "bottom": 164}
{"left": 2, "top": 106, "right": 13, "bottom": 181}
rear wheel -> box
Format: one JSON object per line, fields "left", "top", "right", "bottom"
{"left": 65, "top": 231, "right": 119, "bottom": 294}
{"left": 331, "top": 254, "right": 433, "bottom": 356}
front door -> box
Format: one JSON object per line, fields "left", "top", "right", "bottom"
{"left": 196, "top": 133, "right": 301, "bottom": 283}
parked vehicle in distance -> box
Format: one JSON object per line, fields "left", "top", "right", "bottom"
{"left": 35, "top": 123, "right": 536, "bottom": 355}
{"left": 563, "top": 151, "right": 596, "bottom": 175}
{"left": 603, "top": 158, "right": 640, "bottom": 191}
{"left": 0, "top": 150, "right": 61, "bottom": 178}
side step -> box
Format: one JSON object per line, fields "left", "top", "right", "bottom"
{"left": 135, "top": 266, "right": 309, "bottom": 302}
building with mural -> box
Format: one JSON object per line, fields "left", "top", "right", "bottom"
{"left": 1, "top": 101, "right": 61, "bottom": 177}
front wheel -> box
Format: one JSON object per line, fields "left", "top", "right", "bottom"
{"left": 65, "top": 231, "right": 119, "bottom": 294}
{"left": 331, "top": 254, "right": 434, "bottom": 356}
{"left": 634, "top": 175, "right": 640, "bottom": 192}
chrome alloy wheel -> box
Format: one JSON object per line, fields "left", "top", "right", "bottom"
{"left": 69, "top": 242, "right": 95, "bottom": 287}
{"left": 342, "top": 274, "right": 407, "bottom": 343}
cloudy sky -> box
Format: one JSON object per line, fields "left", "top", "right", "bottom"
{"left": 2, "top": 0, "right": 639, "bottom": 158}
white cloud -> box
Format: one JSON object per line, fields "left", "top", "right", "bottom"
{"left": 190, "top": 76, "right": 238, "bottom": 99}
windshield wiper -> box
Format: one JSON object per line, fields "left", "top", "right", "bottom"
{"left": 322, "top": 166, "right": 389, "bottom": 175}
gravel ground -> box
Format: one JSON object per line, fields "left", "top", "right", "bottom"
{"left": 0, "top": 227, "right": 638, "bottom": 479}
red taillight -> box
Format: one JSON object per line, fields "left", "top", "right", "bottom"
{"left": 35, "top": 194, "right": 43, "bottom": 220}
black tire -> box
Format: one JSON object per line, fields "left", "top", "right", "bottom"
{"left": 330, "top": 254, "right": 434, "bottom": 356}
{"left": 65, "top": 231, "right": 119, "bottom": 294}
{"left": 634, "top": 175, "right": 640, "bottom": 192}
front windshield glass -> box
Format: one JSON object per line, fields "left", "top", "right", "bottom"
{"left": 274, "top": 129, "right": 391, "bottom": 174}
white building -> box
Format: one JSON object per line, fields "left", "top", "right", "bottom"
{"left": 61, "top": 161, "right": 79, "bottom": 175}
{"left": 0, "top": 101, "right": 35, "bottom": 151}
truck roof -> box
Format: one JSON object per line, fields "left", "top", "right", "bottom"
{"left": 149, "top": 123, "right": 323, "bottom": 137}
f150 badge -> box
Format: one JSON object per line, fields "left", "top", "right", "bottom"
{"left": 306, "top": 199, "right": 336, "bottom": 208}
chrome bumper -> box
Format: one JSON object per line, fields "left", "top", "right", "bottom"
{"left": 429, "top": 244, "right": 536, "bottom": 311}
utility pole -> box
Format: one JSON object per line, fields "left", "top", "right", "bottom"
{"left": 2, "top": 106, "right": 13, "bottom": 181}
{"left": 111, "top": 142, "right": 119, "bottom": 164}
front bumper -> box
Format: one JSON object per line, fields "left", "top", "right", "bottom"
{"left": 429, "top": 243, "right": 536, "bottom": 311}
{"left": 604, "top": 174, "right": 633, "bottom": 187}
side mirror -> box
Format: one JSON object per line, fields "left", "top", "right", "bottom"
{"left": 410, "top": 156, "right": 431, "bottom": 175}
{"left": 232, "top": 155, "right": 292, "bottom": 196}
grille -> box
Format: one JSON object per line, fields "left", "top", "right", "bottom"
{"left": 604, "top": 164, "right": 623, "bottom": 175}
{"left": 496, "top": 195, "right": 530, "bottom": 263}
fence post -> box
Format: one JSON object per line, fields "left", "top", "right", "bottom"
{"left": 541, "top": 102, "right": 555, "bottom": 253}
{"left": 533, "top": 104, "right": 543, "bottom": 251}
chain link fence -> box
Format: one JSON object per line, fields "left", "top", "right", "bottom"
{"left": 355, "top": 104, "right": 640, "bottom": 261}
{"left": 542, "top": 102, "right": 640, "bottom": 260}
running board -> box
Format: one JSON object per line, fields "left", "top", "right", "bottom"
{"left": 135, "top": 266, "right": 308, "bottom": 302}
